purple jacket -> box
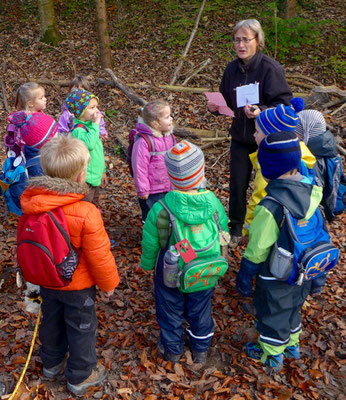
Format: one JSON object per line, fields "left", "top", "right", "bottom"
{"left": 58, "top": 104, "right": 108, "bottom": 137}
{"left": 131, "top": 121, "right": 176, "bottom": 196}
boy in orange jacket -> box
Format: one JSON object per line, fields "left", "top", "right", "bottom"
{"left": 20, "top": 136, "right": 120, "bottom": 396}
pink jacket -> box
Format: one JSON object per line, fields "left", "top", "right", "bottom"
{"left": 131, "top": 120, "right": 176, "bottom": 196}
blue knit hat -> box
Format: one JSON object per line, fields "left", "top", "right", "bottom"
{"left": 258, "top": 131, "right": 301, "bottom": 180}
{"left": 256, "top": 98, "right": 305, "bottom": 136}
{"left": 65, "top": 89, "right": 98, "bottom": 118}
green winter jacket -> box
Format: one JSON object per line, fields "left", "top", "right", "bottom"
{"left": 140, "top": 189, "right": 229, "bottom": 271}
{"left": 71, "top": 119, "right": 106, "bottom": 187}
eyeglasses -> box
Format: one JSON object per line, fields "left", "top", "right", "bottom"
{"left": 233, "top": 37, "right": 256, "bottom": 45}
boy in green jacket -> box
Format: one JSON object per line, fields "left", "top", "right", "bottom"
{"left": 140, "top": 141, "right": 229, "bottom": 365}
{"left": 236, "top": 131, "right": 325, "bottom": 371}
{"left": 65, "top": 89, "right": 107, "bottom": 205}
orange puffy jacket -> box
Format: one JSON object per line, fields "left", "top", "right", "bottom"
{"left": 20, "top": 176, "right": 120, "bottom": 291}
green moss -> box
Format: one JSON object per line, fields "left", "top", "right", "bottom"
{"left": 40, "top": 25, "right": 63, "bottom": 46}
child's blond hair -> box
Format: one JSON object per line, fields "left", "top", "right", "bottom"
{"left": 142, "top": 99, "right": 169, "bottom": 127}
{"left": 15, "top": 82, "right": 44, "bottom": 110}
{"left": 69, "top": 75, "right": 91, "bottom": 91}
{"left": 40, "top": 136, "right": 90, "bottom": 180}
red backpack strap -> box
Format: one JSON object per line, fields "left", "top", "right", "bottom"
{"left": 72, "top": 123, "right": 89, "bottom": 133}
{"left": 137, "top": 133, "right": 154, "bottom": 154}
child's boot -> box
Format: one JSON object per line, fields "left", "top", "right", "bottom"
{"left": 191, "top": 349, "right": 208, "bottom": 365}
{"left": 246, "top": 342, "right": 283, "bottom": 372}
{"left": 66, "top": 363, "right": 107, "bottom": 396}
{"left": 157, "top": 342, "right": 181, "bottom": 364}
{"left": 42, "top": 354, "right": 68, "bottom": 379}
{"left": 284, "top": 345, "right": 300, "bottom": 359}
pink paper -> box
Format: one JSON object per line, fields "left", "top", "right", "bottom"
{"left": 205, "top": 92, "right": 234, "bottom": 117}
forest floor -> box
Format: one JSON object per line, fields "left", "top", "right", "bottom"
{"left": 0, "top": 1, "right": 345, "bottom": 399}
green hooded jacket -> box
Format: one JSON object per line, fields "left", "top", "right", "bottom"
{"left": 71, "top": 119, "right": 106, "bottom": 187}
{"left": 140, "top": 190, "right": 229, "bottom": 271}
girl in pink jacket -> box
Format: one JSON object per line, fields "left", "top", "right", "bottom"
{"left": 131, "top": 99, "right": 176, "bottom": 222}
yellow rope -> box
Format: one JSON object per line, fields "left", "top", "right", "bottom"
{"left": 8, "top": 296, "right": 42, "bottom": 400}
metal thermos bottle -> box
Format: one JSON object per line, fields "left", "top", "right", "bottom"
{"left": 163, "top": 245, "right": 180, "bottom": 288}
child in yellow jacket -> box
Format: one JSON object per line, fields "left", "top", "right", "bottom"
{"left": 242, "top": 98, "right": 316, "bottom": 238}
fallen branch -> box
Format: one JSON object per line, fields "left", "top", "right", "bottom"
{"left": 104, "top": 68, "right": 146, "bottom": 106}
{"left": 313, "top": 86, "right": 346, "bottom": 98}
{"left": 182, "top": 58, "right": 211, "bottom": 86}
{"left": 337, "top": 145, "right": 346, "bottom": 156}
{"left": 98, "top": 78, "right": 212, "bottom": 93}
{"left": 323, "top": 97, "right": 346, "bottom": 109}
{"left": 286, "top": 74, "right": 323, "bottom": 87}
{"left": 170, "top": 0, "right": 207, "bottom": 86}
{"left": 330, "top": 101, "right": 346, "bottom": 116}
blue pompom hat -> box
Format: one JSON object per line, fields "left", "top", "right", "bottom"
{"left": 258, "top": 131, "right": 302, "bottom": 180}
{"left": 256, "top": 97, "right": 305, "bottom": 136}
{"left": 65, "top": 89, "right": 98, "bottom": 119}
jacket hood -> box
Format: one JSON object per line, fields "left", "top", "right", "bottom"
{"left": 21, "top": 175, "right": 88, "bottom": 214}
{"left": 265, "top": 176, "right": 322, "bottom": 220}
{"left": 136, "top": 117, "right": 172, "bottom": 138}
{"left": 164, "top": 189, "right": 219, "bottom": 225}
{"left": 307, "top": 130, "right": 338, "bottom": 158}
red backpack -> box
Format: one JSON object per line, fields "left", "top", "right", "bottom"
{"left": 17, "top": 208, "right": 79, "bottom": 288}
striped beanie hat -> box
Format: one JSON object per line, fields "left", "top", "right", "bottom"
{"left": 65, "top": 89, "right": 98, "bottom": 118}
{"left": 165, "top": 140, "right": 206, "bottom": 190}
{"left": 11, "top": 111, "right": 58, "bottom": 149}
{"left": 256, "top": 97, "right": 305, "bottom": 136}
{"left": 295, "top": 109, "right": 326, "bottom": 144}
{"left": 258, "top": 131, "right": 301, "bottom": 180}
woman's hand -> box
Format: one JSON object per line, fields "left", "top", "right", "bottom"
{"left": 207, "top": 102, "right": 218, "bottom": 113}
{"left": 101, "top": 173, "right": 108, "bottom": 188}
{"left": 244, "top": 104, "right": 260, "bottom": 119}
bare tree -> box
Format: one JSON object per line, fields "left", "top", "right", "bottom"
{"left": 37, "top": 0, "right": 63, "bottom": 45}
{"left": 95, "top": 0, "right": 113, "bottom": 68}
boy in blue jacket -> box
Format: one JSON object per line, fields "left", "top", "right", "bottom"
{"left": 236, "top": 131, "right": 325, "bottom": 371}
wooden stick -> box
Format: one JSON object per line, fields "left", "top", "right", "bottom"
{"left": 104, "top": 68, "right": 146, "bottom": 106}
{"left": 286, "top": 74, "right": 323, "bottom": 87}
{"left": 182, "top": 58, "right": 211, "bottom": 86}
{"left": 169, "top": 0, "right": 207, "bottom": 86}
{"left": 330, "top": 100, "right": 346, "bottom": 116}
{"left": 337, "top": 145, "right": 346, "bottom": 156}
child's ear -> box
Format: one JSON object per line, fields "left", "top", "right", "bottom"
{"left": 76, "top": 169, "right": 87, "bottom": 183}
{"left": 151, "top": 119, "right": 160, "bottom": 130}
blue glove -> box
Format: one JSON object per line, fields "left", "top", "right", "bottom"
{"left": 236, "top": 258, "right": 261, "bottom": 297}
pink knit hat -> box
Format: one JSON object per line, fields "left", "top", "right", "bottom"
{"left": 12, "top": 112, "right": 58, "bottom": 149}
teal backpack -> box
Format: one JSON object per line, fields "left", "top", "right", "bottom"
{"left": 158, "top": 200, "right": 228, "bottom": 293}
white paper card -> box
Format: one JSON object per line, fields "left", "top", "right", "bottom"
{"left": 236, "top": 82, "right": 259, "bottom": 108}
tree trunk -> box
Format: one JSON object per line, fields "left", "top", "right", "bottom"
{"left": 95, "top": 0, "right": 113, "bottom": 68}
{"left": 37, "top": 0, "right": 63, "bottom": 45}
{"left": 277, "top": 0, "right": 297, "bottom": 18}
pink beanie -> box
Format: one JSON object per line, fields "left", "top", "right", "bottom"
{"left": 12, "top": 112, "right": 58, "bottom": 149}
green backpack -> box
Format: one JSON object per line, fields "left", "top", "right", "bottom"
{"left": 158, "top": 200, "right": 228, "bottom": 293}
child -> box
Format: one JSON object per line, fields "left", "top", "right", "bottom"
{"left": 296, "top": 109, "right": 345, "bottom": 221}
{"left": 6, "top": 82, "right": 47, "bottom": 157}
{"left": 131, "top": 99, "right": 176, "bottom": 223}
{"left": 11, "top": 112, "right": 58, "bottom": 177}
{"left": 65, "top": 88, "right": 107, "bottom": 206}
{"left": 140, "top": 141, "right": 229, "bottom": 365}
{"left": 241, "top": 98, "right": 316, "bottom": 239}
{"left": 58, "top": 75, "right": 108, "bottom": 139}
{"left": 236, "top": 131, "right": 325, "bottom": 371}
{"left": 20, "top": 136, "right": 120, "bottom": 396}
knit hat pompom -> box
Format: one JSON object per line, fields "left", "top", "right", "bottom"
{"left": 165, "top": 140, "right": 206, "bottom": 190}
{"left": 19, "top": 113, "right": 58, "bottom": 149}
{"left": 256, "top": 97, "right": 305, "bottom": 136}
{"left": 11, "top": 111, "right": 28, "bottom": 128}
{"left": 65, "top": 89, "right": 98, "bottom": 119}
{"left": 258, "top": 131, "right": 301, "bottom": 180}
{"left": 290, "top": 97, "right": 304, "bottom": 113}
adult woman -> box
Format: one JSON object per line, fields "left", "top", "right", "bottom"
{"left": 209, "top": 19, "right": 292, "bottom": 244}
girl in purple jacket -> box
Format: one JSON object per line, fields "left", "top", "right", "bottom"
{"left": 57, "top": 75, "right": 108, "bottom": 139}
{"left": 131, "top": 99, "right": 176, "bottom": 222}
